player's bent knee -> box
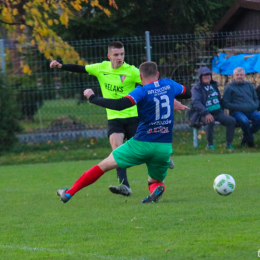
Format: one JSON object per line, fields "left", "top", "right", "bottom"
{"left": 148, "top": 176, "right": 163, "bottom": 183}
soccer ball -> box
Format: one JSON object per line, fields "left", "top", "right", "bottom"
{"left": 213, "top": 174, "right": 236, "bottom": 196}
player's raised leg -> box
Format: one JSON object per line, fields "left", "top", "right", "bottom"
{"left": 57, "top": 153, "right": 118, "bottom": 203}
{"left": 142, "top": 177, "right": 165, "bottom": 204}
{"left": 142, "top": 143, "right": 171, "bottom": 203}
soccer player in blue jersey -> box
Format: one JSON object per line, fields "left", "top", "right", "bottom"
{"left": 57, "top": 61, "right": 191, "bottom": 204}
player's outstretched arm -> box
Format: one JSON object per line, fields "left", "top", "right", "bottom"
{"left": 174, "top": 99, "right": 190, "bottom": 113}
{"left": 50, "top": 60, "right": 86, "bottom": 73}
{"left": 175, "top": 88, "right": 191, "bottom": 99}
{"left": 84, "top": 89, "right": 133, "bottom": 111}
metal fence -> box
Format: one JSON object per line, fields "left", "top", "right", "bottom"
{"left": 1, "top": 30, "right": 260, "bottom": 145}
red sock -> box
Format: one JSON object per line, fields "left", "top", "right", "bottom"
{"left": 66, "top": 165, "right": 104, "bottom": 196}
{"left": 148, "top": 182, "right": 165, "bottom": 194}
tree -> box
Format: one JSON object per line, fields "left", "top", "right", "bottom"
{"left": 55, "top": 0, "right": 237, "bottom": 40}
{"left": 0, "top": 0, "right": 118, "bottom": 74}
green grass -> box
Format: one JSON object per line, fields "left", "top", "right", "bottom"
{"left": 0, "top": 138, "right": 112, "bottom": 165}
{"left": 1, "top": 126, "right": 259, "bottom": 166}
{"left": 0, "top": 153, "right": 260, "bottom": 259}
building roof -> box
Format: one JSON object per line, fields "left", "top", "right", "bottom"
{"left": 214, "top": 0, "right": 260, "bottom": 32}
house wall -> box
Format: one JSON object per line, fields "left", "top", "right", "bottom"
{"left": 228, "top": 10, "right": 260, "bottom": 31}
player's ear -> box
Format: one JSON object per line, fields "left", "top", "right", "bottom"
{"left": 107, "top": 54, "right": 110, "bottom": 60}
{"left": 157, "top": 72, "right": 160, "bottom": 78}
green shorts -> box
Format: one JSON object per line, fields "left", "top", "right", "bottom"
{"left": 112, "top": 138, "right": 172, "bottom": 181}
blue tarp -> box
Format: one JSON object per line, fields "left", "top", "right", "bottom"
{"left": 212, "top": 53, "right": 260, "bottom": 75}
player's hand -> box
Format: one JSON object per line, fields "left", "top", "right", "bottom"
{"left": 174, "top": 100, "right": 190, "bottom": 113}
{"left": 205, "top": 114, "right": 214, "bottom": 123}
{"left": 50, "top": 60, "right": 62, "bottom": 69}
{"left": 84, "top": 89, "right": 95, "bottom": 99}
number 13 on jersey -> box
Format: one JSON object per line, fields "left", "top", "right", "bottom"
{"left": 154, "top": 95, "right": 171, "bottom": 121}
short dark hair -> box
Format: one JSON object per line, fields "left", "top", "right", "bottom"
{"left": 108, "top": 41, "right": 124, "bottom": 52}
{"left": 139, "top": 62, "right": 158, "bottom": 78}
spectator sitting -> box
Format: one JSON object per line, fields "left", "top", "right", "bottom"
{"left": 189, "top": 67, "right": 236, "bottom": 150}
{"left": 223, "top": 67, "right": 260, "bottom": 147}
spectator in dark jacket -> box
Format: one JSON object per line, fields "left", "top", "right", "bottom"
{"left": 223, "top": 67, "right": 260, "bottom": 147}
{"left": 190, "top": 67, "right": 236, "bottom": 150}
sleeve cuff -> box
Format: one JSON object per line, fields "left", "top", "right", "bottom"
{"left": 201, "top": 110, "right": 210, "bottom": 116}
{"left": 89, "top": 94, "right": 96, "bottom": 102}
{"left": 126, "top": 95, "right": 136, "bottom": 105}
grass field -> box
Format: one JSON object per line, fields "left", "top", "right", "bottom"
{"left": 2, "top": 125, "right": 259, "bottom": 166}
{"left": 1, "top": 153, "right": 260, "bottom": 259}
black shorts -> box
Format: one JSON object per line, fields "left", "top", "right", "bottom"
{"left": 107, "top": 117, "right": 139, "bottom": 140}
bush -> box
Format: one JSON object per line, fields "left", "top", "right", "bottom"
{"left": 18, "top": 87, "right": 44, "bottom": 121}
{"left": 6, "top": 74, "right": 44, "bottom": 121}
{"left": 0, "top": 82, "right": 22, "bottom": 152}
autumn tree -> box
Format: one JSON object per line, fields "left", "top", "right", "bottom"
{"left": 0, "top": 0, "right": 117, "bottom": 74}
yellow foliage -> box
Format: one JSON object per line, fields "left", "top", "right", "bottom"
{"left": 60, "top": 13, "right": 69, "bottom": 27}
{"left": 34, "top": 19, "right": 39, "bottom": 27}
{"left": 59, "top": 2, "right": 66, "bottom": 9}
{"left": 109, "top": 0, "right": 118, "bottom": 9}
{"left": 27, "top": 20, "right": 34, "bottom": 26}
{"left": 25, "top": 2, "right": 32, "bottom": 8}
{"left": 43, "top": 28, "right": 49, "bottom": 36}
{"left": 44, "top": 50, "right": 51, "bottom": 59}
{"left": 2, "top": 7, "right": 13, "bottom": 23}
{"left": 48, "top": 19, "right": 53, "bottom": 26}
{"left": 38, "top": 45, "right": 43, "bottom": 52}
{"left": 13, "top": 8, "right": 18, "bottom": 16}
{"left": 43, "top": 3, "right": 50, "bottom": 10}
{"left": 90, "top": 0, "right": 99, "bottom": 7}
{"left": 55, "top": 47, "right": 64, "bottom": 57}
{"left": 30, "top": 8, "right": 41, "bottom": 17}
{"left": 78, "top": 60, "right": 84, "bottom": 65}
{"left": 17, "top": 34, "right": 26, "bottom": 43}
{"left": 0, "top": 0, "right": 117, "bottom": 75}
{"left": 52, "top": 3, "right": 58, "bottom": 9}
{"left": 71, "top": 2, "right": 83, "bottom": 11}
{"left": 23, "top": 64, "right": 30, "bottom": 74}
{"left": 104, "top": 8, "right": 111, "bottom": 16}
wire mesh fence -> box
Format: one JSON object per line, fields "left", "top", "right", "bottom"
{"left": 1, "top": 30, "right": 260, "bottom": 151}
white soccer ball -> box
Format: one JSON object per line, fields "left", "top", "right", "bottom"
{"left": 213, "top": 174, "right": 236, "bottom": 196}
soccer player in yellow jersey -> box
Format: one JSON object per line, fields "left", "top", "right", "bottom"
{"left": 50, "top": 41, "right": 173, "bottom": 197}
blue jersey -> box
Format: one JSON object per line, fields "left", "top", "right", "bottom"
{"left": 126, "top": 78, "right": 185, "bottom": 143}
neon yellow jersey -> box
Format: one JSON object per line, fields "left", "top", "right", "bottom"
{"left": 85, "top": 61, "right": 142, "bottom": 120}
